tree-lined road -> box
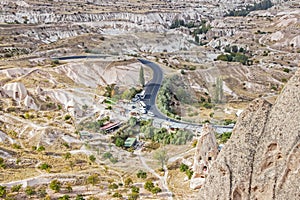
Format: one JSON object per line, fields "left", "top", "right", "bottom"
{"left": 54, "top": 56, "right": 234, "bottom": 132}
{"left": 138, "top": 58, "right": 234, "bottom": 131}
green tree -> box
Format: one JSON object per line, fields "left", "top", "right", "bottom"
{"left": 108, "top": 183, "right": 118, "bottom": 190}
{"left": 37, "top": 186, "right": 47, "bottom": 198}
{"left": 64, "top": 152, "right": 71, "bottom": 160}
{"left": 25, "top": 186, "right": 35, "bottom": 196}
{"left": 75, "top": 194, "right": 85, "bottom": 200}
{"left": 131, "top": 185, "right": 139, "bottom": 193}
{"left": 11, "top": 184, "right": 22, "bottom": 193}
{"left": 144, "top": 180, "right": 154, "bottom": 191}
{"left": 129, "top": 117, "right": 137, "bottom": 127}
{"left": 49, "top": 179, "right": 61, "bottom": 193}
{"left": 139, "top": 66, "right": 145, "bottom": 87}
{"left": 0, "top": 157, "right": 5, "bottom": 169}
{"left": 214, "top": 77, "right": 223, "bottom": 104}
{"left": 179, "top": 163, "right": 189, "bottom": 172}
{"left": 115, "top": 137, "right": 124, "bottom": 147}
{"left": 66, "top": 183, "right": 73, "bottom": 193}
{"left": 58, "top": 195, "right": 70, "bottom": 200}
{"left": 0, "top": 185, "right": 6, "bottom": 198}
{"left": 89, "top": 155, "right": 96, "bottom": 163}
{"left": 151, "top": 187, "right": 162, "bottom": 195}
{"left": 128, "top": 192, "right": 139, "bottom": 200}
{"left": 86, "top": 174, "right": 100, "bottom": 186}
{"left": 39, "top": 163, "right": 52, "bottom": 171}
{"left": 37, "top": 146, "right": 45, "bottom": 152}
{"left": 136, "top": 170, "right": 147, "bottom": 179}
{"left": 124, "top": 178, "right": 133, "bottom": 187}
{"left": 112, "top": 192, "right": 123, "bottom": 198}
{"left": 154, "top": 148, "right": 168, "bottom": 169}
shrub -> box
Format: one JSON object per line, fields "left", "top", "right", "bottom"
{"left": 58, "top": 195, "right": 70, "bottom": 200}
{"left": 11, "top": 184, "right": 22, "bottom": 193}
{"left": 144, "top": 181, "right": 154, "bottom": 191}
{"left": 112, "top": 192, "right": 122, "bottom": 198}
{"left": 131, "top": 186, "right": 139, "bottom": 193}
{"left": 151, "top": 187, "right": 162, "bottom": 195}
{"left": 64, "top": 114, "right": 71, "bottom": 120}
{"left": 89, "top": 155, "right": 96, "bottom": 163}
{"left": 125, "top": 178, "right": 133, "bottom": 187}
{"left": 108, "top": 183, "right": 118, "bottom": 190}
{"left": 186, "top": 169, "right": 193, "bottom": 179}
{"left": 25, "top": 186, "right": 35, "bottom": 196}
{"left": 39, "top": 163, "right": 52, "bottom": 171}
{"left": 179, "top": 163, "right": 189, "bottom": 172}
{"left": 49, "top": 180, "right": 61, "bottom": 192}
{"left": 283, "top": 68, "right": 290, "bottom": 73}
{"left": 136, "top": 170, "right": 147, "bottom": 179}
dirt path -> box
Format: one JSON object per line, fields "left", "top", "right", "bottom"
{"left": 136, "top": 149, "right": 173, "bottom": 200}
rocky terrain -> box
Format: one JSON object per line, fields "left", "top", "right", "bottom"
{"left": 198, "top": 69, "right": 300, "bottom": 199}
{"left": 0, "top": 0, "right": 299, "bottom": 199}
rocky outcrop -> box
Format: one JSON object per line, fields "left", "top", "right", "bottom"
{"left": 198, "top": 69, "right": 300, "bottom": 199}
{"left": 190, "top": 124, "right": 218, "bottom": 190}
{"left": 2, "top": 82, "right": 38, "bottom": 110}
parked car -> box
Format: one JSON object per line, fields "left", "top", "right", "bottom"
{"left": 147, "top": 111, "right": 155, "bottom": 117}
{"left": 140, "top": 108, "right": 147, "bottom": 114}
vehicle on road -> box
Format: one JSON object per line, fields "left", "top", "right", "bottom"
{"left": 139, "top": 101, "right": 146, "bottom": 108}
{"left": 140, "top": 108, "right": 147, "bottom": 114}
{"left": 147, "top": 111, "right": 155, "bottom": 117}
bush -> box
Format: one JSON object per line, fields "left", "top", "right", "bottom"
{"left": 128, "top": 192, "right": 139, "bottom": 200}
{"left": 108, "top": 183, "right": 118, "bottom": 190}
{"left": 64, "top": 114, "right": 71, "bottom": 120}
{"left": 151, "top": 187, "right": 162, "bottom": 195}
{"left": 283, "top": 68, "right": 290, "bottom": 73}
{"left": 89, "top": 155, "right": 96, "bottom": 163}
{"left": 112, "top": 192, "right": 122, "bottom": 198}
{"left": 144, "top": 181, "right": 154, "bottom": 191}
{"left": 125, "top": 178, "right": 133, "bottom": 187}
{"left": 131, "top": 186, "right": 139, "bottom": 193}
{"left": 58, "top": 195, "right": 70, "bottom": 200}
{"left": 136, "top": 170, "right": 147, "bottom": 179}
{"left": 115, "top": 137, "right": 124, "bottom": 147}
{"left": 11, "top": 184, "right": 22, "bottom": 193}
{"left": 186, "top": 169, "right": 193, "bottom": 179}
{"left": 39, "top": 163, "right": 52, "bottom": 171}
{"left": 0, "top": 185, "right": 6, "bottom": 198}
{"left": 25, "top": 186, "right": 35, "bottom": 196}
{"left": 49, "top": 180, "right": 61, "bottom": 192}
{"left": 179, "top": 163, "right": 189, "bottom": 172}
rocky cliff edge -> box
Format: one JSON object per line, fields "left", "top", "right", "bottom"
{"left": 198, "top": 69, "right": 300, "bottom": 200}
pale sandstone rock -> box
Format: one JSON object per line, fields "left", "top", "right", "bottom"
{"left": 190, "top": 124, "right": 218, "bottom": 189}
{"left": 198, "top": 70, "right": 300, "bottom": 199}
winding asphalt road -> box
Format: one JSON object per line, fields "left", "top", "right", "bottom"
{"left": 54, "top": 56, "right": 234, "bottom": 130}
{"left": 138, "top": 59, "right": 234, "bottom": 130}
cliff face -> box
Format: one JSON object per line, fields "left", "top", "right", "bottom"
{"left": 199, "top": 69, "right": 300, "bottom": 200}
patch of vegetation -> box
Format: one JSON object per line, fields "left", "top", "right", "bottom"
{"left": 136, "top": 170, "right": 147, "bottom": 179}
{"left": 102, "top": 152, "right": 118, "bottom": 164}
{"left": 216, "top": 132, "right": 232, "bottom": 144}
{"left": 39, "top": 163, "right": 52, "bottom": 171}
{"left": 49, "top": 180, "right": 61, "bottom": 193}
{"left": 157, "top": 75, "right": 195, "bottom": 118}
{"left": 179, "top": 163, "right": 193, "bottom": 179}
{"left": 140, "top": 124, "right": 193, "bottom": 145}
{"left": 226, "top": 0, "right": 273, "bottom": 16}
{"left": 79, "top": 116, "right": 110, "bottom": 132}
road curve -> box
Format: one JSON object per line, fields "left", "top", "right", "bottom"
{"left": 53, "top": 56, "right": 234, "bottom": 130}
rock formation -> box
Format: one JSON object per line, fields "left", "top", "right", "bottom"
{"left": 190, "top": 124, "right": 218, "bottom": 190}
{"left": 198, "top": 69, "right": 300, "bottom": 199}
